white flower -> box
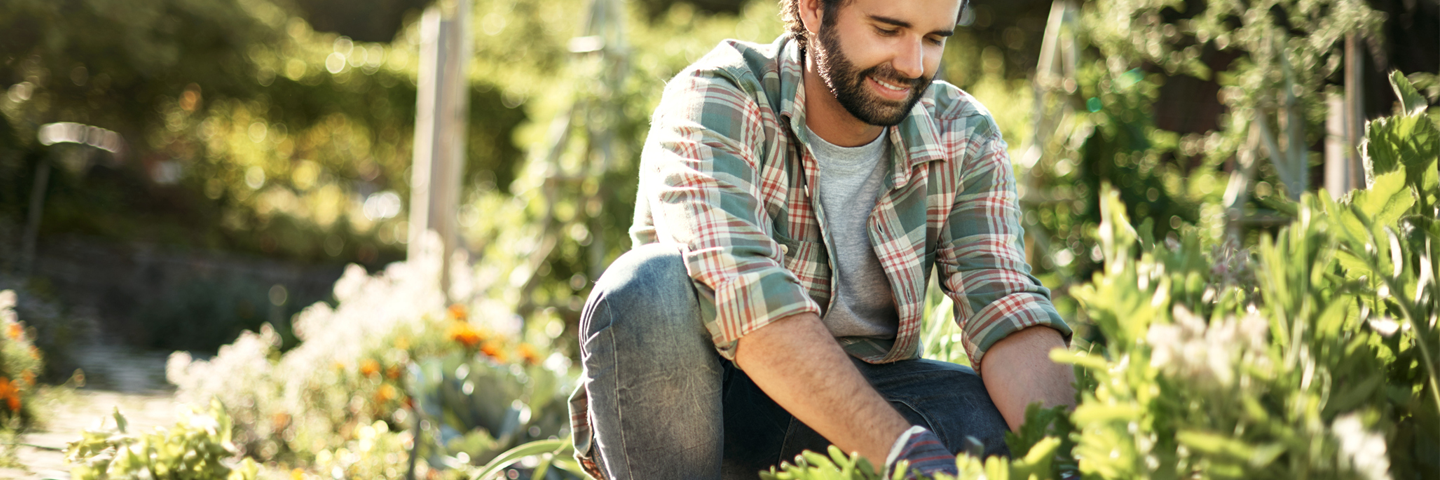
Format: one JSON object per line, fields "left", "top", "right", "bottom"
{"left": 1332, "top": 413, "right": 1391, "bottom": 480}
{"left": 1147, "top": 306, "right": 1268, "bottom": 389}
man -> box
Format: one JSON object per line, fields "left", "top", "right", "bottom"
{"left": 569, "top": 0, "right": 1076, "bottom": 477}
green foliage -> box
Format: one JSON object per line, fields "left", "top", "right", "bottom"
{"left": 763, "top": 445, "right": 888, "bottom": 480}
{"left": 0, "top": 274, "right": 75, "bottom": 382}
{"left": 756, "top": 74, "right": 1439, "bottom": 480}
{"left": 1022, "top": 0, "right": 1386, "bottom": 294}
{"left": 463, "top": 437, "right": 585, "bottom": 480}
{"left": 1362, "top": 71, "right": 1440, "bottom": 213}
{"left": 406, "top": 347, "right": 573, "bottom": 471}
{"left": 761, "top": 439, "right": 1068, "bottom": 480}
{"left": 65, "top": 401, "right": 260, "bottom": 480}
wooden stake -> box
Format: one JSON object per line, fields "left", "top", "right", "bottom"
{"left": 408, "top": 0, "right": 472, "bottom": 301}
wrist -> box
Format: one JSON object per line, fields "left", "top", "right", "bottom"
{"left": 884, "top": 425, "right": 930, "bottom": 469}
{"left": 883, "top": 425, "right": 957, "bottom": 479}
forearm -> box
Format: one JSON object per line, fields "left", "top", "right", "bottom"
{"left": 735, "top": 312, "right": 911, "bottom": 469}
{"left": 979, "top": 326, "right": 1076, "bottom": 431}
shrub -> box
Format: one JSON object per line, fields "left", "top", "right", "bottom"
{"left": 0, "top": 274, "right": 79, "bottom": 382}
{"left": 167, "top": 241, "right": 578, "bottom": 477}
{"left": 0, "top": 290, "right": 42, "bottom": 430}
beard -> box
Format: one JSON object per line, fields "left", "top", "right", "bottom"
{"left": 811, "top": 20, "right": 933, "bottom": 127}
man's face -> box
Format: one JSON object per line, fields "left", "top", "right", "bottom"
{"left": 809, "top": 0, "right": 958, "bottom": 126}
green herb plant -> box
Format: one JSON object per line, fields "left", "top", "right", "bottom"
{"left": 65, "top": 400, "right": 260, "bottom": 480}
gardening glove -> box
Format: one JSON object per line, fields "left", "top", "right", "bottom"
{"left": 884, "top": 425, "right": 957, "bottom": 479}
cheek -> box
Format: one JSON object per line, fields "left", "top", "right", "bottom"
{"left": 924, "top": 46, "right": 944, "bottom": 76}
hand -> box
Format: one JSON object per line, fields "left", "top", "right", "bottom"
{"left": 884, "top": 426, "right": 956, "bottom": 479}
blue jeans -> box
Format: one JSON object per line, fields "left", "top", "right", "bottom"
{"left": 577, "top": 244, "right": 1009, "bottom": 479}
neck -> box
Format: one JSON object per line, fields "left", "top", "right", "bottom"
{"left": 802, "top": 50, "right": 884, "bottom": 148}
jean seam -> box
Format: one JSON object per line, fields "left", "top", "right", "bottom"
{"left": 776, "top": 416, "right": 799, "bottom": 469}
{"left": 888, "top": 397, "right": 946, "bottom": 452}
{"left": 598, "top": 298, "right": 634, "bottom": 479}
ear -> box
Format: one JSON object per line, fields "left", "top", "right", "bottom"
{"left": 797, "top": 0, "right": 824, "bottom": 36}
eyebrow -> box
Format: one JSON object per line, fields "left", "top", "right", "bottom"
{"left": 868, "top": 15, "right": 955, "bottom": 37}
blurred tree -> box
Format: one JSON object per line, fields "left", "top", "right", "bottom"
{"left": 0, "top": 0, "right": 532, "bottom": 269}
{"left": 1018, "top": 0, "right": 1391, "bottom": 290}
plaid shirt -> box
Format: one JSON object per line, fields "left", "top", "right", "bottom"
{"left": 571, "top": 34, "right": 1069, "bottom": 477}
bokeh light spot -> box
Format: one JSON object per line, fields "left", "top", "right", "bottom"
{"left": 245, "top": 166, "right": 266, "bottom": 189}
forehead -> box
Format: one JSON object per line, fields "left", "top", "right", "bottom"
{"left": 838, "top": 0, "right": 964, "bottom": 30}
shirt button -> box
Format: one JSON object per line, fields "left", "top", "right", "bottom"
{"left": 780, "top": 244, "right": 789, "bottom": 254}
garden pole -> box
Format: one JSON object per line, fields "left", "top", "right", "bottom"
{"left": 1344, "top": 33, "right": 1365, "bottom": 187}
{"left": 408, "top": 0, "right": 472, "bottom": 303}
{"left": 1325, "top": 92, "right": 1352, "bottom": 199}
{"left": 19, "top": 159, "right": 49, "bottom": 276}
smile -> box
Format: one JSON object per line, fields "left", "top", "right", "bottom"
{"left": 868, "top": 76, "right": 910, "bottom": 99}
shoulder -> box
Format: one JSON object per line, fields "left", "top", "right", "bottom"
{"left": 653, "top": 37, "right": 790, "bottom": 121}
{"left": 684, "top": 37, "right": 785, "bottom": 82}
{"left": 915, "top": 82, "right": 1012, "bottom": 185}
{"left": 920, "top": 81, "right": 1002, "bottom": 142}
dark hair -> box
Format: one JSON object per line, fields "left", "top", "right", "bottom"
{"left": 780, "top": 0, "right": 969, "bottom": 52}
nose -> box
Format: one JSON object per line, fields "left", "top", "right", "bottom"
{"left": 892, "top": 37, "right": 924, "bottom": 80}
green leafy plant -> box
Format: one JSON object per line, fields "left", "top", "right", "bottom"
{"left": 65, "top": 400, "right": 260, "bottom": 480}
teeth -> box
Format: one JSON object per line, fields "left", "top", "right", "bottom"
{"left": 873, "top": 77, "right": 906, "bottom": 92}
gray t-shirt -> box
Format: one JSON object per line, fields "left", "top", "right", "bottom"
{"left": 805, "top": 126, "right": 900, "bottom": 341}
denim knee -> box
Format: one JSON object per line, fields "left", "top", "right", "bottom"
{"left": 581, "top": 243, "right": 713, "bottom": 358}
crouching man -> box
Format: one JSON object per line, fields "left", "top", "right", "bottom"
{"left": 570, "top": 0, "right": 1075, "bottom": 477}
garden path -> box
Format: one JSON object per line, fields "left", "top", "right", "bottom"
{"left": 4, "top": 306, "right": 183, "bottom": 480}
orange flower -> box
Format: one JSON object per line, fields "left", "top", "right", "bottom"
{"left": 0, "top": 378, "right": 17, "bottom": 411}
{"left": 447, "top": 304, "right": 468, "bottom": 321}
{"left": 518, "top": 344, "right": 541, "bottom": 366}
{"left": 385, "top": 365, "right": 402, "bottom": 380}
{"left": 375, "top": 384, "right": 398, "bottom": 403}
{"left": 272, "top": 411, "right": 292, "bottom": 431}
{"left": 480, "top": 342, "right": 507, "bottom": 363}
{"left": 359, "top": 359, "right": 380, "bottom": 378}
{"left": 6, "top": 323, "right": 20, "bottom": 340}
{"left": 20, "top": 371, "right": 33, "bottom": 387}
{"left": 448, "top": 323, "right": 483, "bottom": 348}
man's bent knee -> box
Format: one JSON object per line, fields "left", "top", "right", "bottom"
{"left": 581, "top": 243, "right": 710, "bottom": 355}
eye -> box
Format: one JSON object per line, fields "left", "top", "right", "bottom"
{"left": 926, "top": 36, "right": 946, "bottom": 46}
{"left": 875, "top": 27, "right": 899, "bottom": 36}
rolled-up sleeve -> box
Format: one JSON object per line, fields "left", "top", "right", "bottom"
{"left": 636, "top": 70, "right": 820, "bottom": 360}
{"left": 937, "top": 124, "right": 1071, "bottom": 371}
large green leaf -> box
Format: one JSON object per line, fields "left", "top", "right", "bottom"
{"left": 1364, "top": 75, "right": 1440, "bottom": 197}
{"left": 1364, "top": 115, "right": 1440, "bottom": 191}
{"left": 1392, "top": 70, "right": 1430, "bottom": 117}
{"left": 1344, "top": 170, "right": 1414, "bottom": 235}
{"left": 470, "top": 438, "right": 571, "bottom": 480}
